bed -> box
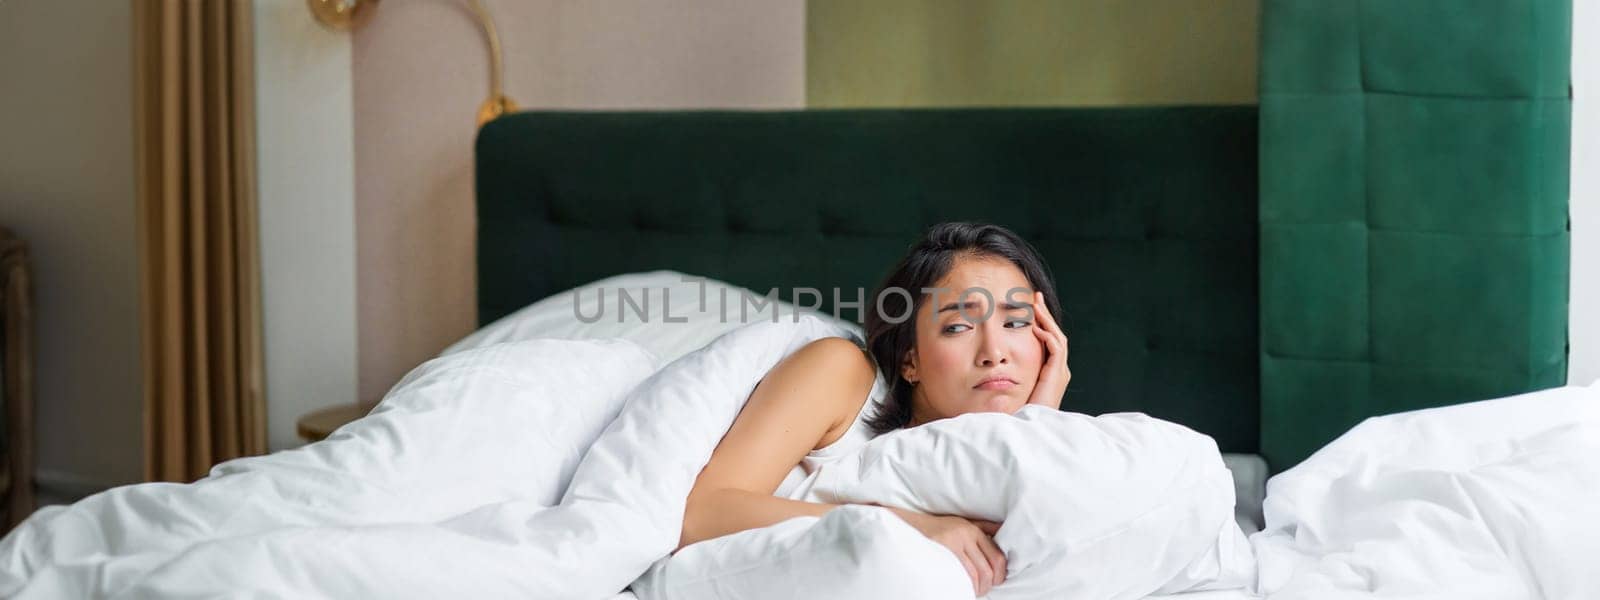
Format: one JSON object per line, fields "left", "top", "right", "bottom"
{"left": 482, "top": 16, "right": 1571, "bottom": 600}
{"left": 460, "top": 99, "right": 1591, "bottom": 599}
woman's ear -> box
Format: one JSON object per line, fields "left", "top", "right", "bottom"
{"left": 900, "top": 348, "right": 919, "bottom": 384}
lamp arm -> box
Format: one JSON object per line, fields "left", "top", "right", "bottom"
{"left": 464, "top": 0, "right": 505, "bottom": 101}
{"left": 309, "top": 0, "right": 516, "bottom": 125}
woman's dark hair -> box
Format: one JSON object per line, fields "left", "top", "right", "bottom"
{"left": 862, "top": 222, "right": 1061, "bottom": 434}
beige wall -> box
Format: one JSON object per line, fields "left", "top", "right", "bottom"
{"left": 352, "top": 0, "right": 806, "bottom": 403}
{"left": 255, "top": 0, "right": 360, "bottom": 451}
{"left": 808, "top": 0, "right": 1258, "bottom": 107}
{"left": 0, "top": 0, "right": 143, "bottom": 492}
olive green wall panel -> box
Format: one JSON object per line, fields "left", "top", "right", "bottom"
{"left": 1259, "top": 0, "right": 1571, "bottom": 470}
{"left": 806, "top": 0, "right": 1258, "bottom": 107}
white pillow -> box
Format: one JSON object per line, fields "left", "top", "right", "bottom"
{"left": 445, "top": 270, "right": 863, "bottom": 366}
{"left": 638, "top": 406, "right": 1255, "bottom": 600}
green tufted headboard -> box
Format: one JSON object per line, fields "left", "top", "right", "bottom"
{"left": 1258, "top": 1, "right": 1571, "bottom": 470}
{"left": 476, "top": 107, "right": 1262, "bottom": 454}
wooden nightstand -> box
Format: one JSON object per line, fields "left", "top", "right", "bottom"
{"left": 296, "top": 404, "right": 371, "bottom": 443}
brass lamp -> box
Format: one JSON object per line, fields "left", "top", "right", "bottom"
{"left": 308, "top": 0, "right": 518, "bottom": 126}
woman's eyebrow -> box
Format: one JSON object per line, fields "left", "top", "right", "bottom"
{"left": 937, "top": 301, "right": 980, "bottom": 313}
{"left": 936, "top": 300, "right": 1030, "bottom": 313}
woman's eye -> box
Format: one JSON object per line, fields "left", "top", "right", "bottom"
{"left": 941, "top": 323, "right": 971, "bottom": 335}
{"left": 1006, "top": 319, "right": 1033, "bottom": 329}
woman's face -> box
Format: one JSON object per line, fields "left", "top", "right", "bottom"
{"left": 902, "top": 255, "right": 1044, "bottom": 424}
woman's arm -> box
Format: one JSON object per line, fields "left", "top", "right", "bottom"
{"left": 678, "top": 336, "right": 875, "bottom": 549}
{"left": 677, "top": 336, "right": 1009, "bottom": 596}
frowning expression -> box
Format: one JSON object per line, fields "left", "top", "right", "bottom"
{"left": 901, "top": 255, "right": 1044, "bottom": 424}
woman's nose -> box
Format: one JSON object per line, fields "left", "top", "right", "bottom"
{"left": 975, "top": 324, "right": 1009, "bottom": 366}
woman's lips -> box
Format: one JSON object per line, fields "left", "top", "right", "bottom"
{"left": 973, "top": 378, "right": 1017, "bottom": 390}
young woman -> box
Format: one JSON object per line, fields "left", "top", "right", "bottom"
{"left": 679, "top": 222, "right": 1071, "bottom": 596}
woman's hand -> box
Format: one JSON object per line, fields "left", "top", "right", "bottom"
{"left": 1027, "top": 291, "right": 1070, "bottom": 410}
{"left": 886, "top": 508, "right": 1007, "bottom": 597}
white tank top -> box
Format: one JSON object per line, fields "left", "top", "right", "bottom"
{"left": 773, "top": 370, "right": 889, "bottom": 500}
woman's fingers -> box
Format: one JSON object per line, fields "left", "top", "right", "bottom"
{"left": 964, "top": 544, "right": 994, "bottom": 596}
{"left": 1032, "top": 292, "right": 1057, "bottom": 332}
{"left": 956, "top": 549, "right": 982, "bottom": 596}
{"left": 1033, "top": 320, "right": 1063, "bottom": 361}
{"left": 1028, "top": 291, "right": 1070, "bottom": 410}
{"left": 977, "top": 531, "right": 1008, "bottom": 587}
{"left": 1031, "top": 291, "right": 1048, "bottom": 326}
{"left": 1033, "top": 292, "right": 1068, "bottom": 366}
{"left": 1033, "top": 292, "right": 1068, "bottom": 348}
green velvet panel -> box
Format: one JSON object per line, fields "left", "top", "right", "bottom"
{"left": 1259, "top": 0, "right": 1571, "bottom": 471}
{"left": 476, "top": 108, "right": 1261, "bottom": 453}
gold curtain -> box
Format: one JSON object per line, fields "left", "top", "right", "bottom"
{"left": 133, "top": 0, "right": 267, "bottom": 482}
{"left": 1, "top": 229, "right": 35, "bottom": 529}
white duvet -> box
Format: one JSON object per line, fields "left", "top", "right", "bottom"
{"left": 0, "top": 337, "right": 660, "bottom": 598}
{"left": 1250, "top": 383, "right": 1600, "bottom": 599}
{"left": 1, "top": 311, "right": 1596, "bottom": 599}
{"left": 0, "top": 317, "right": 876, "bottom": 598}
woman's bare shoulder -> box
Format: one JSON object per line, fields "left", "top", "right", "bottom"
{"left": 782, "top": 336, "right": 877, "bottom": 383}
{"left": 768, "top": 337, "right": 877, "bottom": 444}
